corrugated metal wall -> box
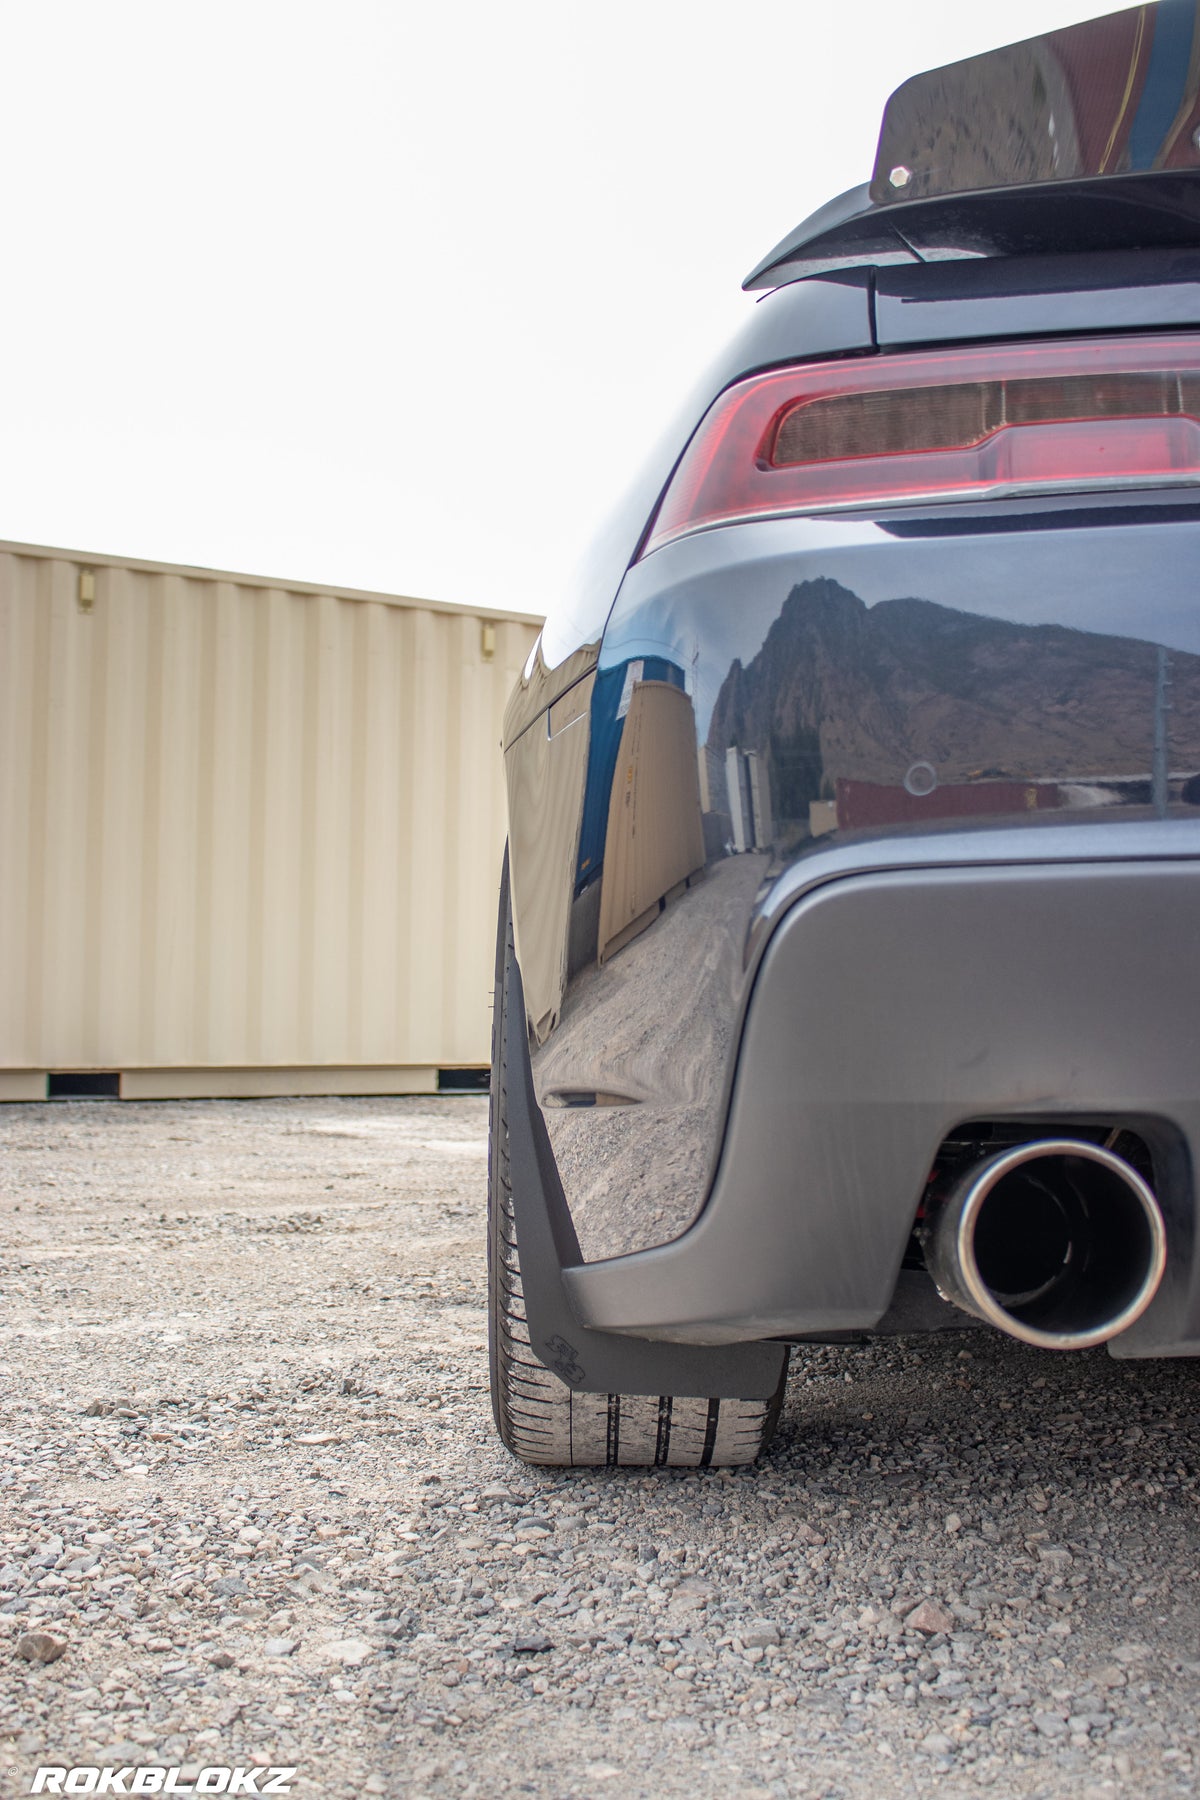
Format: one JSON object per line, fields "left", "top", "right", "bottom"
{"left": 0, "top": 543, "right": 540, "bottom": 1097}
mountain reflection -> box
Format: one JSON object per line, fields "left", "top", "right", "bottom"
{"left": 706, "top": 578, "right": 1200, "bottom": 836}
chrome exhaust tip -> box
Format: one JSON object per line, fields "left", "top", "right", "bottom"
{"left": 923, "top": 1138, "right": 1167, "bottom": 1350}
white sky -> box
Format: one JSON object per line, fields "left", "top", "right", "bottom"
{"left": 0, "top": 1, "right": 1105, "bottom": 617}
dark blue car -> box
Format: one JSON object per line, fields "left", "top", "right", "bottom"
{"left": 490, "top": 2, "right": 1200, "bottom": 1466}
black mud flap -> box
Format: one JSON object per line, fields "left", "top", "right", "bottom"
{"left": 503, "top": 910, "right": 787, "bottom": 1402}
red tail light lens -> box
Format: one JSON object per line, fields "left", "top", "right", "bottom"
{"left": 640, "top": 335, "right": 1200, "bottom": 557}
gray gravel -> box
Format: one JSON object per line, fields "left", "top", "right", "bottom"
{"left": 2, "top": 1096, "right": 1200, "bottom": 1799}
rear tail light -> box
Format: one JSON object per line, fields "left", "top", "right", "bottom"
{"left": 639, "top": 334, "right": 1200, "bottom": 557}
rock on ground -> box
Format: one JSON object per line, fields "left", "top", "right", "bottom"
{"left": 1, "top": 1096, "right": 1199, "bottom": 1799}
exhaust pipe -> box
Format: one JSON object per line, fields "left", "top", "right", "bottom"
{"left": 923, "top": 1138, "right": 1167, "bottom": 1350}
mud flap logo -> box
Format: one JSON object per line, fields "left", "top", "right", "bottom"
{"left": 544, "top": 1334, "right": 585, "bottom": 1384}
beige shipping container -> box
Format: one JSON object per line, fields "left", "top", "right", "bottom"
{"left": 0, "top": 542, "right": 541, "bottom": 1100}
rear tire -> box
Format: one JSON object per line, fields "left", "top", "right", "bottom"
{"left": 487, "top": 856, "right": 787, "bottom": 1468}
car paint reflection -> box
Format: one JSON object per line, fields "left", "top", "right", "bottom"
{"left": 504, "top": 503, "right": 1200, "bottom": 1260}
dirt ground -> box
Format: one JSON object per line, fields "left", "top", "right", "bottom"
{"left": 2, "top": 1097, "right": 1199, "bottom": 1800}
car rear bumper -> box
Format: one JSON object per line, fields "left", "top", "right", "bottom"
{"left": 561, "top": 840, "right": 1200, "bottom": 1356}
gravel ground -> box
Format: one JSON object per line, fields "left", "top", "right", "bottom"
{"left": 2, "top": 1096, "right": 1200, "bottom": 1800}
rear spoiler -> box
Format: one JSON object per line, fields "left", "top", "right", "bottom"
{"left": 745, "top": 1, "right": 1200, "bottom": 290}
